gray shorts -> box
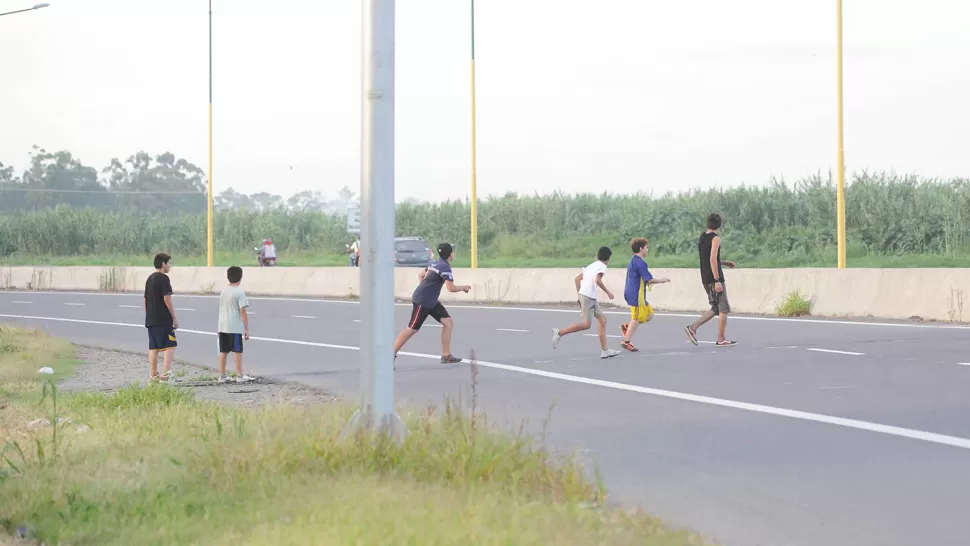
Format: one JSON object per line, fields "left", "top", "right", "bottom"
{"left": 579, "top": 294, "right": 604, "bottom": 323}
{"left": 704, "top": 283, "right": 731, "bottom": 315}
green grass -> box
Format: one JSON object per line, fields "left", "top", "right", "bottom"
{"left": 775, "top": 291, "right": 812, "bottom": 317}
{"left": 0, "top": 327, "right": 704, "bottom": 545}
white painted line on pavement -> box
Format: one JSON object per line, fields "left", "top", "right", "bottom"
{"left": 64, "top": 303, "right": 85, "bottom": 306}
{"left": 12, "top": 301, "right": 31, "bottom": 304}
{"left": 766, "top": 345, "right": 798, "bottom": 349}
{"left": 3, "top": 312, "right": 970, "bottom": 451}
{"left": 291, "top": 315, "right": 315, "bottom": 319}
{"left": 497, "top": 328, "right": 529, "bottom": 333}
{"left": 958, "top": 363, "right": 970, "bottom": 367}
{"left": 6, "top": 290, "right": 969, "bottom": 330}
{"left": 807, "top": 348, "right": 865, "bottom": 356}
{"left": 353, "top": 319, "right": 361, "bottom": 323}
{"left": 118, "top": 305, "right": 140, "bottom": 309}
{"left": 584, "top": 334, "right": 622, "bottom": 339}
{"left": 181, "top": 308, "right": 197, "bottom": 312}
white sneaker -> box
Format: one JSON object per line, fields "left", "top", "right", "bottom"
{"left": 600, "top": 349, "right": 620, "bottom": 359}
{"left": 235, "top": 374, "right": 256, "bottom": 383}
{"left": 551, "top": 328, "right": 562, "bottom": 349}
{"left": 218, "top": 375, "right": 233, "bottom": 384}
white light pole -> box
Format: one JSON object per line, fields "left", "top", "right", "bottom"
{"left": 346, "top": 0, "right": 405, "bottom": 439}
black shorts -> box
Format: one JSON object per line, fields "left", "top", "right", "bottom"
{"left": 704, "top": 282, "right": 731, "bottom": 315}
{"left": 407, "top": 302, "right": 450, "bottom": 331}
{"left": 147, "top": 326, "right": 177, "bottom": 351}
{"left": 218, "top": 332, "right": 244, "bottom": 354}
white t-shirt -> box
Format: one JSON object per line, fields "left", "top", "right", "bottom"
{"left": 218, "top": 285, "right": 250, "bottom": 334}
{"left": 577, "top": 260, "right": 608, "bottom": 299}
{"left": 264, "top": 244, "right": 276, "bottom": 259}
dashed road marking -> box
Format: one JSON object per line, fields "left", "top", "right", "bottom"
{"left": 291, "top": 315, "right": 316, "bottom": 319}
{"left": 12, "top": 301, "right": 31, "bottom": 304}
{"left": 584, "top": 334, "right": 622, "bottom": 339}
{"left": 807, "top": 348, "right": 865, "bottom": 356}
{"left": 497, "top": 328, "right": 529, "bottom": 333}
{"left": 64, "top": 303, "right": 85, "bottom": 306}
{"left": 118, "top": 305, "right": 140, "bottom": 309}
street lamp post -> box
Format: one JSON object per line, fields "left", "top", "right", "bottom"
{"left": 836, "top": 0, "right": 847, "bottom": 268}
{"left": 0, "top": 3, "right": 50, "bottom": 18}
{"left": 469, "top": 0, "right": 479, "bottom": 269}
{"left": 207, "top": 0, "right": 215, "bottom": 268}
{"left": 345, "top": 0, "right": 405, "bottom": 439}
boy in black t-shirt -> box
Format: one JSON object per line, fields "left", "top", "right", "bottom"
{"left": 145, "top": 253, "right": 180, "bottom": 382}
{"left": 685, "top": 214, "right": 737, "bottom": 347}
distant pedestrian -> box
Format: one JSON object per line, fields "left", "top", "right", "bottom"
{"left": 619, "top": 238, "right": 670, "bottom": 352}
{"left": 144, "top": 253, "right": 178, "bottom": 382}
{"left": 685, "top": 213, "right": 737, "bottom": 347}
{"left": 551, "top": 246, "right": 621, "bottom": 359}
{"left": 393, "top": 243, "right": 471, "bottom": 366}
{"left": 217, "top": 266, "right": 254, "bottom": 383}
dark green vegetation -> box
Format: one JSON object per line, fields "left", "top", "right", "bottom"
{"left": 2, "top": 146, "right": 968, "bottom": 268}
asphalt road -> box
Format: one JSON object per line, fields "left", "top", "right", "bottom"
{"left": 3, "top": 290, "right": 970, "bottom": 546}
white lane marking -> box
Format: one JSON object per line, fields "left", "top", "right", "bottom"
{"left": 4, "top": 291, "right": 968, "bottom": 330}
{"left": 766, "top": 345, "right": 798, "bottom": 349}
{"left": 2, "top": 311, "right": 970, "bottom": 451}
{"left": 181, "top": 308, "right": 197, "bottom": 312}
{"left": 12, "top": 300, "right": 31, "bottom": 304}
{"left": 353, "top": 319, "right": 361, "bottom": 323}
{"left": 534, "top": 360, "right": 553, "bottom": 364}
{"left": 497, "top": 328, "right": 529, "bottom": 333}
{"left": 291, "top": 315, "right": 316, "bottom": 319}
{"left": 958, "top": 363, "right": 970, "bottom": 367}
{"left": 807, "top": 348, "right": 865, "bottom": 356}
{"left": 810, "top": 385, "right": 855, "bottom": 391}
{"left": 118, "top": 305, "right": 140, "bottom": 309}
{"left": 584, "top": 334, "right": 622, "bottom": 339}
{"left": 64, "top": 303, "right": 85, "bottom": 306}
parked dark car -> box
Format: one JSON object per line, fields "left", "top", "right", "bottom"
{"left": 394, "top": 237, "right": 435, "bottom": 268}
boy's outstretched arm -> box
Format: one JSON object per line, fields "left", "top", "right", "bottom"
{"left": 574, "top": 273, "right": 583, "bottom": 293}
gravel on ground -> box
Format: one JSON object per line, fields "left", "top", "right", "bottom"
{"left": 61, "top": 346, "right": 338, "bottom": 407}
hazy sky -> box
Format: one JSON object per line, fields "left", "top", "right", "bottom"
{"left": 1, "top": 0, "right": 967, "bottom": 203}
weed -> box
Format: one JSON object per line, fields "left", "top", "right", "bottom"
{"left": 776, "top": 291, "right": 812, "bottom": 317}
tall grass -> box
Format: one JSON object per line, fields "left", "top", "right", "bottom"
{"left": 2, "top": 172, "right": 969, "bottom": 264}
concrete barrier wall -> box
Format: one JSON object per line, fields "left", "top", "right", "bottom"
{"left": 2, "top": 265, "right": 969, "bottom": 323}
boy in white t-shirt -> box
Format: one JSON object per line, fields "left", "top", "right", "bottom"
{"left": 551, "top": 246, "right": 621, "bottom": 359}
{"left": 217, "top": 266, "right": 254, "bottom": 383}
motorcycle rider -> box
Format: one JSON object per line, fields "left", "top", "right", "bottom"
{"left": 348, "top": 237, "right": 360, "bottom": 267}
{"left": 257, "top": 238, "right": 277, "bottom": 267}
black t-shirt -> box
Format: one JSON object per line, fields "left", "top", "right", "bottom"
{"left": 698, "top": 231, "right": 724, "bottom": 285}
{"left": 144, "top": 272, "right": 174, "bottom": 327}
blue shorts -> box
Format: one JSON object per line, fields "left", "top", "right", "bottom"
{"left": 147, "top": 326, "right": 177, "bottom": 351}
{"left": 218, "top": 332, "right": 244, "bottom": 354}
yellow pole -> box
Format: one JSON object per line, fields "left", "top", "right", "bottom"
{"left": 836, "top": 0, "right": 846, "bottom": 269}
{"left": 207, "top": 0, "right": 214, "bottom": 268}
{"left": 470, "top": 0, "right": 478, "bottom": 269}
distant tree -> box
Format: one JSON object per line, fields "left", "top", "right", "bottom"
{"left": 215, "top": 187, "right": 256, "bottom": 211}
{"left": 287, "top": 190, "right": 326, "bottom": 212}
{"left": 16, "top": 146, "right": 105, "bottom": 210}
{"left": 102, "top": 151, "right": 207, "bottom": 213}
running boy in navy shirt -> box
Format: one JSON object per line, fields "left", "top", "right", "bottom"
{"left": 619, "top": 238, "right": 670, "bottom": 351}
{"left": 393, "top": 243, "right": 472, "bottom": 365}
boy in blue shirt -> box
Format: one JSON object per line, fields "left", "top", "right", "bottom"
{"left": 620, "top": 238, "right": 670, "bottom": 352}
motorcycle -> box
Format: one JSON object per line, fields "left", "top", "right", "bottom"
{"left": 254, "top": 247, "right": 277, "bottom": 267}
{"left": 346, "top": 244, "right": 359, "bottom": 267}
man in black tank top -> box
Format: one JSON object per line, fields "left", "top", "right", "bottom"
{"left": 684, "top": 213, "right": 737, "bottom": 347}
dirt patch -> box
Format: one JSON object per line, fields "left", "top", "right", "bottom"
{"left": 60, "top": 346, "right": 338, "bottom": 408}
